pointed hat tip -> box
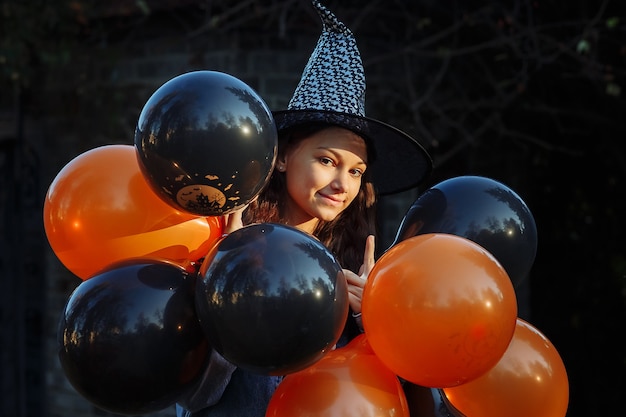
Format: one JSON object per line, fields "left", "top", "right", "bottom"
{"left": 312, "top": 0, "right": 351, "bottom": 35}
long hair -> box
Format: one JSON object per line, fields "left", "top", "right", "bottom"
{"left": 242, "top": 123, "right": 378, "bottom": 273}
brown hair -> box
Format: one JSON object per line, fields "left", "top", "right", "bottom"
{"left": 242, "top": 123, "right": 378, "bottom": 273}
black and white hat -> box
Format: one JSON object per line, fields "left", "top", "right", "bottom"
{"left": 273, "top": 0, "right": 433, "bottom": 195}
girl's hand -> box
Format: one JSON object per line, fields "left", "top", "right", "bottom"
{"left": 222, "top": 205, "right": 246, "bottom": 234}
{"left": 343, "top": 234, "right": 375, "bottom": 314}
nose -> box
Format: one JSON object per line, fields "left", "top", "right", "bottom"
{"left": 330, "top": 170, "right": 350, "bottom": 193}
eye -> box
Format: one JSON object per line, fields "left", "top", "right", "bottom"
{"left": 349, "top": 168, "right": 364, "bottom": 178}
{"left": 319, "top": 156, "right": 335, "bottom": 166}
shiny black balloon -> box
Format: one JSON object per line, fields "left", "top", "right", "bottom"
{"left": 195, "top": 223, "right": 349, "bottom": 376}
{"left": 392, "top": 175, "right": 537, "bottom": 288}
{"left": 57, "top": 260, "right": 210, "bottom": 415}
{"left": 134, "top": 70, "right": 277, "bottom": 216}
{"left": 403, "top": 383, "right": 466, "bottom": 417}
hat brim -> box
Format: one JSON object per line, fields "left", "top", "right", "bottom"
{"left": 272, "top": 109, "right": 433, "bottom": 195}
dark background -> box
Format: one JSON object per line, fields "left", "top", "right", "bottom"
{"left": 1, "top": 1, "right": 625, "bottom": 416}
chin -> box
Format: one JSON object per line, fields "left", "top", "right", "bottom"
{"left": 315, "top": 209, "right": 343, "bottom": 222}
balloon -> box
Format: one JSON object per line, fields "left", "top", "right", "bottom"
{"left": 362, "top": 233, "right": 518, "bottom": 388}
{"left": 134, "top": 70, "right": 277, "bottom": 216}
{"left": 443, "top": 318, "right": 569, "bottom": 417}
{"left": 266, "top": 334, "right": 409, "bottom": 417}
{"left": 195, "top": 223, "right": 348, "bottom": 375}
{"left": 43, "top": 144, "right": 224, "bottom": 279}
{"left": 392, "top": 175, "right": 537, "bottom": 288}
{"left": 57, "top": 260, "right": 210, "bottom": 415}
{"left": 403, "top": 384, "right": 465, "bottom": 417}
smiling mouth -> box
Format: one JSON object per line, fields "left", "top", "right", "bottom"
{"left": 318, "top": 192, "right": 344, "bottom": 206}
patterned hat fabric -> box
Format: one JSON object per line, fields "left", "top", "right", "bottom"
{"left": 273, "top": 1, "right": 432, "bottom": 195}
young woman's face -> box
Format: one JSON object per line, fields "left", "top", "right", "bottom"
{"left": 280, "top": 126, "right": 368, "bottom": 231}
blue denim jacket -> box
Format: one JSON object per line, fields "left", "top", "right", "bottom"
{"left": 176, "top": 317, "right": 361, "bottom": 417}
{"left": 176, "top": 368, "right": 282, "bottom": 417}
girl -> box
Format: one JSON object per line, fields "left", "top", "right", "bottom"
{"left": 176, "top": 2, "right": 432, "bottom": 416}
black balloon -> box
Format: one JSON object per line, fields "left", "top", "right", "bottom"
{"left": 195, "top": 223, "right": 349, "bottom": 375}
{"left": 392, "top": 175, "right": 537, "bottom": 288}
{"left": 403, "top": 383, "right": 466, "bottom": 417}
{"left": 57, "top": 260, "right": 210, "bottom": 415}
{"left": 134, "top": 70, "right": 277, "bottom": 216}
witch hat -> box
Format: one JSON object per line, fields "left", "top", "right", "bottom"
{"left": 272, "top": 0, "right": 432, "bottom": 195}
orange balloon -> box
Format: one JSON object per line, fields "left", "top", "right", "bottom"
{"left": 443, "top": 318, "right": 569, "bottom": 417}
{"left": 43, "top": 144, "right": 224, "bottom": 279}
{"left": 362, "top": 233, "right": 518, "bottom": 388}
{"left": 266, "top": 334, "right": 409, "bottom": 417}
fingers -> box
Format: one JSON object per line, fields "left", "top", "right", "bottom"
{"left": 344, "top": 268, "right": 366, "bottom": 314}
{"left": 347, "top": 291, "right": 363, "bottom": 314}
{"left": 344, "top": 269, "right": 366, "bottom": 287}
{"left": 346, "top": 235, "right": 377, "bottom": 314}
{"left": 223, "top": 206, "right": 245, "bottom": 234}
{"left": 363, "top": 234, "right": 375, "bottom": 272}
{"left": 359, "top": 234, "right": 376, "bottom": 275}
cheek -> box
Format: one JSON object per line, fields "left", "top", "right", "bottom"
{"left": 289, "top": 163, "right": 325, "bottom": 190}
{"left": 347, "top": 183, "right": 361, "bottom": 203}
{"left": 285, "top": 167, "right": 317, "bottom": 203}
